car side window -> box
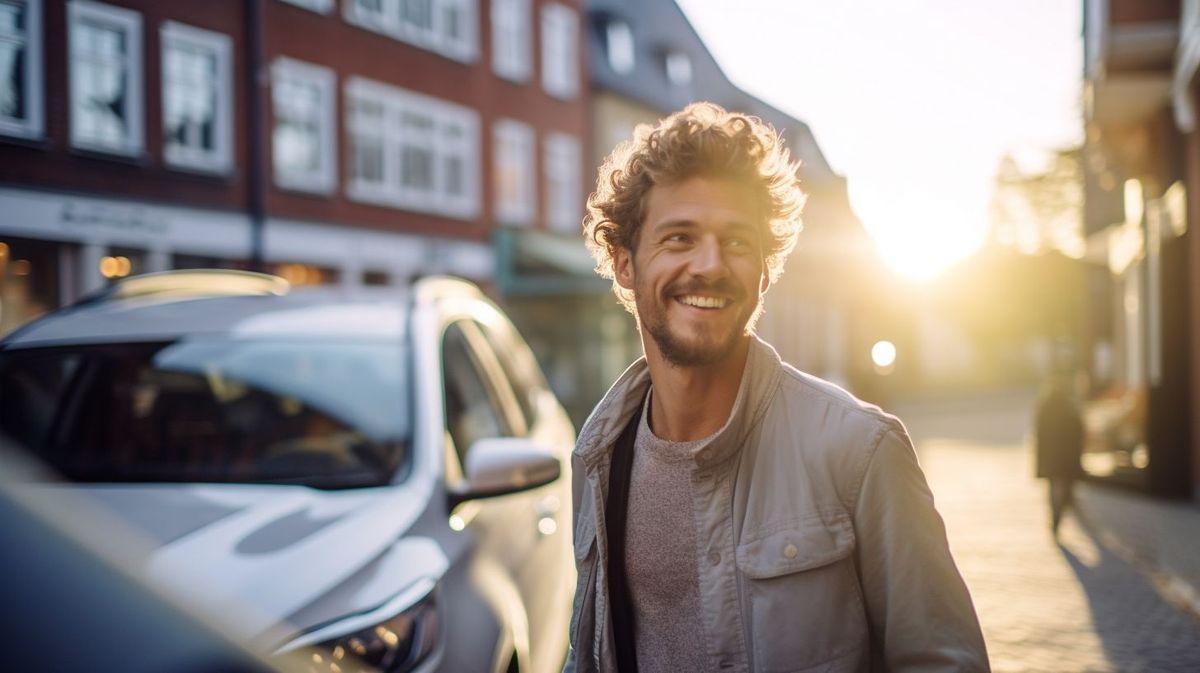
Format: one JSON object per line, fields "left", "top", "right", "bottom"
{"left": 441, "top": 321, "right": 510, "bottom": 467}
{"left": 475, "top": 318, "right": 541, "bottom": 434}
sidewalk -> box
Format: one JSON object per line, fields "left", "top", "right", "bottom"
{"left": 918, "top": 437, "right": 1200, "bottom": 672}
{"left": 1076, "top": 484, "right": 1200, "bottom": 620}
{"left": 894, "top": 387, "right": 1200, "bottom": 673}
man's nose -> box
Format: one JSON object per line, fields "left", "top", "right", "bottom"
{"left": 689, "top": 235, "right": 728, "bottom": 278}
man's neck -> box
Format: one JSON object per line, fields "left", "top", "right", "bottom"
{"left": 643, "top": 335, "right": 751, "bottom": 442}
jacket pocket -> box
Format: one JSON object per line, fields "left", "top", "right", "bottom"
{"left": 736, "top": 514, "right": 868, "bottom": 673}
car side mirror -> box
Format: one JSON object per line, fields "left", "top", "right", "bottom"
{"left": 450, "top": 438, "right": 561, "bottom": 506}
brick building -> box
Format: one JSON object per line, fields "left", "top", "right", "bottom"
{"left": 0, "top": 0, "right": 588, "bottom": 335}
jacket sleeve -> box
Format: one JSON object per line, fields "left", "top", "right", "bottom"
{"left": 852, "top": 427, "right": 990, "bottom": 672}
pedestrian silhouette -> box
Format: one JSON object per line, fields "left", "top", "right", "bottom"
{"left": 1034, "top": 371, "right": 1084, "bottom": 535}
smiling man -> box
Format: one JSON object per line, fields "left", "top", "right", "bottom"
{"left": 564, "top": 103, "right": 989, "bottom": 673}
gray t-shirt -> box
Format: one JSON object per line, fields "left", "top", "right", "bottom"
{"left": 625, "top": 391, "right": 718, "bottom": 673}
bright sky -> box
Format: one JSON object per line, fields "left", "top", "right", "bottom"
{"left": 675, "top": 0, "right": 1083, "bottom": 280}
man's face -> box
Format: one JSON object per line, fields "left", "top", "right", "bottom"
{"left": 614, "top": 176, "right": 769, "bottom": 367}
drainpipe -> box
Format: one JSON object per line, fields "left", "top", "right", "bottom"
{"left": 246, "top": 0, "right": 267, "bottom": 271}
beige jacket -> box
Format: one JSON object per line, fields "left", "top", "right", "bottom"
{"left": 564, "top": 337, "right": 989, "bottom": 673}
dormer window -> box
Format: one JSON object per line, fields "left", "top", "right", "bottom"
{"left": 606, "top": 19, "right": 634, "bottom": 74}
{"left": 665, "top": 50, "right": 691, "bottom": 86}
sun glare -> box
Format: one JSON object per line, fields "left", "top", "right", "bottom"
{"left": 864, "top": 212, "right": 986, "bottom": 282}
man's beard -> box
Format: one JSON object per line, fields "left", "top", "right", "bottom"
{"left": 636, "top": 275, "right": 760, "bottom": 367}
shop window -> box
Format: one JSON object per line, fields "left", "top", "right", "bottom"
{"left": 362, "top": 269, "right": 390, "bottom": 286}
{"left": 171, "top": 254, "right": 250, "bottom": 271}
{"left": 269, "top": 262, "right": 339, "bottom": 286}
{"left": 0, "top": 236, "right": 60, "bottom": 337}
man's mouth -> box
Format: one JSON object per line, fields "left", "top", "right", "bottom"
{"left": 675, "top": 294, "right": 731, "bottom": 310}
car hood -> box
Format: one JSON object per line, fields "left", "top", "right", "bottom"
{"left": 33, "top": 481, "right": 447, "bottom": 645}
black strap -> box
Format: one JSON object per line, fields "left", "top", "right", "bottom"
{"left": 605, "top": 393, "right": 645, "bottom": 673}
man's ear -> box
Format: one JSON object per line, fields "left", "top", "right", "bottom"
{"left": 613, "top": 245, "right": 635, "bottom": 291}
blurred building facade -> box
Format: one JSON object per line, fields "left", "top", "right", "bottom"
{"left": 0, "top": 0, "right": 587, "bottom": 335}
{"left": 496, "top": 0, "right": 881, "bottom": 423}
{"left": 1081, "top": 0, "right": 1198, "bottom": 500}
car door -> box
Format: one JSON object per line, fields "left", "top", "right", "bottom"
{"left": 440, "top": 318, "right": 566, "bottom": 673}
{"left": 472, "top": 313, "right": 576, "bottom": 673}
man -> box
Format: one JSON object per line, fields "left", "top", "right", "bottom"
{"left": 564, "top": 103, "right": 989, "bottom": 673}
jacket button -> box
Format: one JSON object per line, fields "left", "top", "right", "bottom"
{"left": 708, "top": 550, "right": 721, "bottom": 565}
{"left": 783, "top": 543, "right": 799, "bottom": 559}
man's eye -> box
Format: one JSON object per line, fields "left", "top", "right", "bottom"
{"left": 666, "top": 234, "right": 690, "bottom": 244}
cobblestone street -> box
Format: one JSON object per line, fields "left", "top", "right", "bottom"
{"left": 894, "top": 392, "right": 1200, "bottom": 673}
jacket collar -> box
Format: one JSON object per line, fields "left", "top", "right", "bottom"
{"left": 574, "top": 333, "right": 784, "bottom": 473}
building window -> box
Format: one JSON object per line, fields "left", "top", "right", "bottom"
{"left": 493, "top": 118, "right": 534, "bottom": 226}
{"left": 344, "top": 77, "right": 479, "bottom": 219}
{"left": 343, "top": 0, "right": 477, "bottom": 63}
{"left": 161, "top": 22, "right": 232, "bottom": 174}
{"left": 605, "top": 19, "right": 633, "bottom": 74}
{"left": 346, "top": 93, "right": 385, "bottom": 190}
{"left": 540, "top": 3, "right": 577, "bottom": 100}
{"left": 665, "top": 50, "right": 691, "bottom": 86}
{"left": 280, "top": 0, "right": 334, "bottom": 13}
{"left": 271, "top": 57, "right": 336, "bottom": 194}
{"left": 491, "top": 0, "right": 529, "bottom": 82}
{"left": 68, "top": 0, "right": 143, "bottom": 156}
{"left": 544, "top": 132, "right": 580, "bottom": 232}
{"left": 0, "top": 0, "right": 43, "bottom": 139}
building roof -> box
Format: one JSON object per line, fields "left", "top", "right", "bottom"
{"left": 585, "top": 0, "right": 837, "bottom": 183}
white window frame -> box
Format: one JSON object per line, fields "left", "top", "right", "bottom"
{"left": 160, "top": 21, "right": 233, "bottom": 174}
{"left": 543, "top": 132, "right": 580, "bottom": 232}
{"left": 540, "top": 2, "right": 578, "bottom": 100}
{"left": 280, "top": 0, "right": 335, "bottom": 13}
{"left": 605, "top": 19, "right": 633, "bottom": 75}
{"left": 490, "top": 0, "right": 529, "bottom": 82}
{"left": 68, "top": 0, "right": 143, "bottom": 156}
{"left": 342, "top": 0, "right": 477, "bottom": 63}
{"left": 492, "top": 118, "right": 534, "bottom": 226}
{"left": 0, "top": 0, "right": 43, "bottom": 139}
{"left": 345, "top": 85, "right": 387, "bottom": 197}
{"left": 344, "top": 76, "right": 479, "bottom": 220}
{"left": 271, "top": 57, "right": 337, "bottom": 194}
{"left": 665, "top": 50, "right": 691, "bottom": 86}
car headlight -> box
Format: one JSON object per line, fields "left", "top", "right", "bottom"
{"left": 279, "top": 588, "right": 439, "bottom": 673}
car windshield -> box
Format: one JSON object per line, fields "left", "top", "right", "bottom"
{"left": 0, "top": 339, "right": 411, "bottom": 489}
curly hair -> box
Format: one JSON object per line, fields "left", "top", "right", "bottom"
{"left": 583, "top": 101, "right": 807, "bottom": 314}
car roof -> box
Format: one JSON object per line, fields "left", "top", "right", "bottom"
{"left": 2, "top": 287, "right": 414, "bottom": 349}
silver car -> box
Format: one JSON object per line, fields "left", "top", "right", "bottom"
{"left": 0, "top": 271, "right": 577, "bottom": 673}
